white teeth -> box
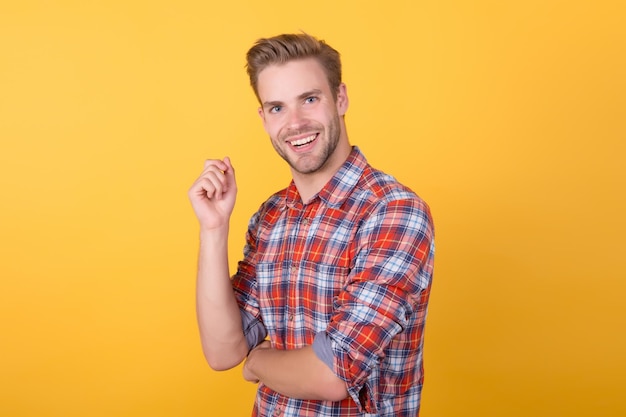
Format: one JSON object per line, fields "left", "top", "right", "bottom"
{"left": 290, "top": 134, "right": 316, "bottom": 146}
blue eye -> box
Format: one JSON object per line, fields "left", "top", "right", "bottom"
{"left": 305, "top": 96, "right": 317, "bottom": 104}
{"left": 270, "top": 105, "right": 282, "bottom": 113}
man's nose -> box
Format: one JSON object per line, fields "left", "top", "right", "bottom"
{"left": 287, "top": 106, "right": 306, "bottom": 128}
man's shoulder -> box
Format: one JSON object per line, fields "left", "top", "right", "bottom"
{"left": 358, "top": 164, "right": 423, "bottom": 205}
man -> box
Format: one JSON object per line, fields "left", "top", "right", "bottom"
{"left": 188, "top": 33, "right": 435, "bottom": 417}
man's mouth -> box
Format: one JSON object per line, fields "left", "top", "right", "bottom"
{"left": 289, "top": 134, "right": 317, "bottom": 148}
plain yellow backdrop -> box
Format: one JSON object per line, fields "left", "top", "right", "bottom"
{"left": 1, "top": 1, "right": 624, "bottom": 416}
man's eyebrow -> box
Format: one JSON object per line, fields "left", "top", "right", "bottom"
{"left": 262, "top": 89, "right": 324, "bottom": 109}
{"left": 297, "top": 89, "right": 323, "bottom": 100}
{"left": 261, "top": 100, "right": 283, "bottom": 109}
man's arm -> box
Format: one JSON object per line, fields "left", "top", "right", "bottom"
{"left": 195, "top": 229, "right": 249, "bottom": 370}
{"left": 243, "top": 343, "right": 348, "bottom": 401}
{"left": 189, "top": 158, "right": 249, "bottom": 370}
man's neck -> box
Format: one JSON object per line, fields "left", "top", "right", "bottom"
{"left": 292, "top": 173, "right": 331, "bottom": 204}
{"left": 292, "top": 142, "right": 352, "bottom": 204}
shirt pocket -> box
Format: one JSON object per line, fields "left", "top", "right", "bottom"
{"left": 298, "top": 260, "right": 350, "bottom": 333}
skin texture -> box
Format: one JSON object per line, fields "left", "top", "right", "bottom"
{"left": 257, "top": 58, "right": 351, "bottom": 203}
{"left": 188, "top": 58, "right": 352, "bottom": 400}
{"left": 188, "top": 157, "right": 249, "bottom": 371}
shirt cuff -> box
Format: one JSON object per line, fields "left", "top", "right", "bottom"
{"left": 240, "top": 309, "right": 267, "bottom": 351}
{"left": 312, "top": 331, "right": 335, "bottom": 370}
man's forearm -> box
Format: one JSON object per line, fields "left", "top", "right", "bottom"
{"left": 244, "top": 345, "right": 348, "bottom": 401}
{"left": 196, "top": 228, "right": 248, "bottom": 370}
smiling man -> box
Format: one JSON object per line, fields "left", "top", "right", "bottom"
{"left": 188, "top": 33, "right": 435, "bottom": 417}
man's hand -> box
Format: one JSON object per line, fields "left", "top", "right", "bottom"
{"left": 241, "top": 342, "right": 349, "bottom": 401}
{"left": 188, "top": 157, "right": 237, "bottom": 231}
{"left": 243, "top": 340, "right": 272, "bottom": 383}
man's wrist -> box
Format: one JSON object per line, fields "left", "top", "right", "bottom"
{"left": 199, "top": 226, "right": 229, "bottom": 242}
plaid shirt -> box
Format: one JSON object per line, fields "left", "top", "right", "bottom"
{"left": 232, "top": 147, "right": 435, "bottom": 417}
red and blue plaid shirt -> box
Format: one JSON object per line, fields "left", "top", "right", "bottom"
{"left": 232, "top": 147, "right": 435, "bottom": 417}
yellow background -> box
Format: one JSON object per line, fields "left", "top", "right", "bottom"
{"left": 1, "top": 1, "right": 624, "bottom": 416}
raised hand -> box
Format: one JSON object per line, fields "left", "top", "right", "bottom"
{"left": 188, "top": 157, "right": 237, "bottom": 231}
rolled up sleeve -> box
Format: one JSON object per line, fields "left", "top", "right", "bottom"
{"left": 232, "top": 211, "right": 267, "bottom": 350}
{"left": 325, "top": 198, "right": 434, "bottom": 413}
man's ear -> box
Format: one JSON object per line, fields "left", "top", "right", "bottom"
{"left": 335, "top": 83, "right": 349, "bottom": 116}
{"left": 257, "top": 107, "right": 266, "bottom": 128}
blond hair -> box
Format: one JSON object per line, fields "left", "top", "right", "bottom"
{"left": 246, "top": 33, "right": 342, "bottom": 102}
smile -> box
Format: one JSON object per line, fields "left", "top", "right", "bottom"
{"left": 289, "top": 134, "right": 317, "bottom": 147}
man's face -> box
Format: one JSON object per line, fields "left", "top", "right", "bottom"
{"left": 256, "top": 58, "right": 349, "bottom": 176}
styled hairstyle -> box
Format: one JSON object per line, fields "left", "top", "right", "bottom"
{"left": 245, "top": 33, "right": 342, "bottom": 102}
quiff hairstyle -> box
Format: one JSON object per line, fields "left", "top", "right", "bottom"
{"left": 245, "top": 33, "right": 342, "bottom": 103}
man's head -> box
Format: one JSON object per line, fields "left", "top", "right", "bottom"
{"left": 246, "top": 33, "right": 342, "bottom": 103}
{"left": 247, "top": 34, "right": 351, "bottom": 187}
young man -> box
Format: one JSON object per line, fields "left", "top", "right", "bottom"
{"left": 188, "top": 33, "right": 435, "bottom": 417}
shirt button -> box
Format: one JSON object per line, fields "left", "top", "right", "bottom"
{"left": 302, "top": 217, "right": 309, "bottom": 225}
{"left": 290, "top": 264, "right": 297, "bottom": 273}
{"left": 288, "top": 314, "right": 294, "bottom": 321}
{"left": 274, "top": 408, "right": 282, "bottom": 416}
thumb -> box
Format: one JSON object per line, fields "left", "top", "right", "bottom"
{"left": 223, "top": 157, "right": 236, "bottom": 178}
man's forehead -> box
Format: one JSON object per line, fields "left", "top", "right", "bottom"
{"left": 257, "top": 58, "right": 330, "bottom": 100}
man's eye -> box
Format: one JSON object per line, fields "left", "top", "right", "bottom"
{"left": 305, "top": 97, "right": 317, "bottom": 104}
{"left": 270, "top": 106, "right": 282, "bottom": 113}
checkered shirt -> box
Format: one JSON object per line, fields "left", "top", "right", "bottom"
{"left": 232, "top": 146, "right": 435, "bottom": 417}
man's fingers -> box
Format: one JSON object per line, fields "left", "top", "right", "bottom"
{"left": 203, "top": 157, "right": 234, "bottom": 176}
{"left": 199, "top": 174, "right": 227, "bottom": 199}
{"left": 189, "top": 158, "right": 236, "bottom": 203}
{"left": 203, "top": 158, "right": 228, "bottom": 171}
{"left": 223, "top": 156, "right": 233, "bottom": 171}
{"left": 189, "top": 170, "right": 227, "bottom": 201}
{"left": 203, "top": 158, "right": 235, "bottom": 180}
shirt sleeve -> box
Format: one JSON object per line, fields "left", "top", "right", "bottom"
{"left": 312, "top": 331, "right": 334, "bottom": 369}
{"left": 325, "top": 197, "right": 434, "bottom": 413}
{"left": 231, "top": 210, "right": 267, "bottom": 349}
{"left": 241, "top": 309, "right": 267, "bottom": 350}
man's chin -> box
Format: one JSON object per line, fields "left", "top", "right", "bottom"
{"left": 289, "top": 156, "right": 325, "bottom": 175}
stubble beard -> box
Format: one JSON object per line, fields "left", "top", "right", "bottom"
{"left": 273, "top": 113, "right": 341, "bottom": 175}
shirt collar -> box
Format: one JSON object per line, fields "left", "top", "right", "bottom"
{"left": 284, "top": 146, "right": 367, "bottom": 209}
